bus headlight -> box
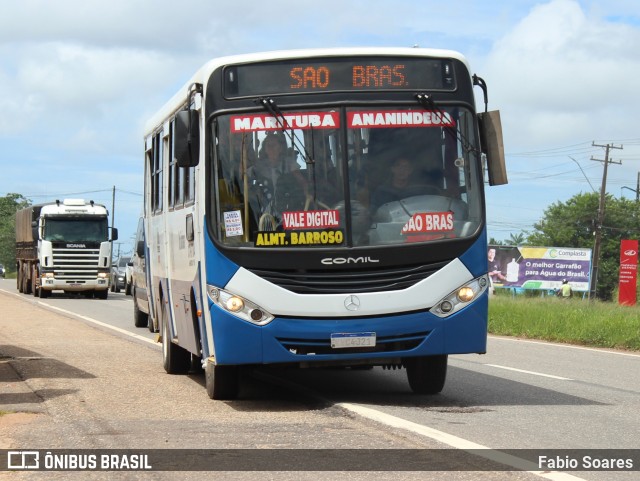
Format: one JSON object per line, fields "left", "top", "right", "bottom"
{"left": 431, "top": 275, "right": 489, "bottom": 318}
{"left": 225, "top": 296, "right": 244, "bottom": 312}
{"left": 457, "top": 287, "right": 475, "bottom": 302}
{"left": 207, "top": 285, "right": 274, "bottom": 326}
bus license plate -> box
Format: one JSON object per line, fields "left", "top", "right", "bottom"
{"left": 331, "top": 332, "right": 376, "bottom": 349}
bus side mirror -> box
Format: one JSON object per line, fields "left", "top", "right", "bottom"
{"left": 478, "top": 110, "right": 508, "bottom": 186}
{"left": 136, "top": 240, "right": 145, "bottom": 258}
{"left": 175, "top": 109, "right": 200, "bottom": 168}
{"left": 111, "top": 227, "right": 119, "bottom": 241}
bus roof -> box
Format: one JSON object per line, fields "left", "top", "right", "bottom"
{"left": 143, "top": 47, "right": 470, "bottom": 136}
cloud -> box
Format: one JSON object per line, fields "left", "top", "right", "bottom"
{"left": 484, "top": 0, "right": 640, "bottom": 147}
{"left": 2, "top": 0, "right": 638, "bottom": 243}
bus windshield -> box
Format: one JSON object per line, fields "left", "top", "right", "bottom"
{"left": 211, "top": 106, "right": 482, "bottom": 248}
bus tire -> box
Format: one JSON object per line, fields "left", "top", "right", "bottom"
{"left": 133, "top": 295, "right": 148, "bottom": 328}
{"left": 205, "top": 359, "right": 239, "bottom": 400}
{"left": 161, "top": 302, "right": 191, "bottom": 374}
{"left": 404, "top": 355, "right": 447, "bottom": 395}
{"left": 148, "top": 313, "right": 157, "bottom": 333}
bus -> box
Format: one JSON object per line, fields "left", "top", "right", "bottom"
{"left": 143, "top": 47, "right": 507, "bottom": 400}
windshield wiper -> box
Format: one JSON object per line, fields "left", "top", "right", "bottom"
{"left": 415, "top": 93, "right": 477, "bottom": 155}
{"left": 257, "top": 97, "right": 315, "bottom": 165}
{"left": 257, "top": 97, "right": 330, "bottom": 210}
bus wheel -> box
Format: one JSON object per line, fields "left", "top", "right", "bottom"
{"left": 404, "top": 355, "right": 448, "bottom": 395}
{"left": 205, "top": 359, "right": 239, "bottom": 400}
{"left": 147, "top": 313, "right": 157, "bottom": 333}
{"left": 133, "top": 295, "right": 148, "bottom": 328}
{"left": 161, "top": 302, "right": 191, "bottom": 374}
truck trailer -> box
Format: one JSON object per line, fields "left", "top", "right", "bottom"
{"left": 15, "top": 199, "right": 117, "bottom": 298}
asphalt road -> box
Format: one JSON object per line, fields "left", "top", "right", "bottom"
{"left": 1, "top": 278, "right": 638, "bottom": 480}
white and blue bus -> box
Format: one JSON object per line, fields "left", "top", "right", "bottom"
{"left": 143, "top": 47, "right": 507, "bottom": 399}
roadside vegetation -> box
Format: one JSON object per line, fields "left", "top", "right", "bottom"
{"left": 491, "top": 192, "right": 640, "bottom": 302}
{"left": 0, "top": 193, "right": 31, "bottom": 274}
{"left": 488, "top": 294, "right": 640, "bottom": 351}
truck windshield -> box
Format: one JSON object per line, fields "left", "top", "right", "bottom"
{"left": 211, "top": 106, "right": 482, "bottom": 248}
{"left": 43, "top": 218, "right": 108, "bottom": 243}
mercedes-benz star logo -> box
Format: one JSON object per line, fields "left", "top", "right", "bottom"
{"left": 344, "top": 295, "right": 361, "bottom": 311}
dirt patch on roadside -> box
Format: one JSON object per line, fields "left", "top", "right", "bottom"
{"left": 0, "top": 412, "right": 41, "bottom": 448}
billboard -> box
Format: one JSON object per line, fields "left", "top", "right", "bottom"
{"left": 618, "top": 239, "right": 638, "bottom": 306}
{"left": 488, "top": 245, "right": 592, "bottom": 292}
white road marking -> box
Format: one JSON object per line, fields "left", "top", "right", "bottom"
{"left": 489, "top": 334, "right": 640, "bottom": 358}
{"left": 0, "top": 287, "right": 614, "bottom": 480}
{"left": 338, "top": 403, "right": 586, "bottom": 481}
{"left": 38, "top": 301, "right": 158, "bottom": 347}
{"left": 484, "top": 364, "right": 573, "bottom": 381}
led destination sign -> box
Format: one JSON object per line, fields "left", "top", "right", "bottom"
{"left": 224, "top": 57, "right": 456, "bottom": 98}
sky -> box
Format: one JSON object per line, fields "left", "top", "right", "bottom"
{"left": 1, "top": 0, "right": 640, "bottom": 253}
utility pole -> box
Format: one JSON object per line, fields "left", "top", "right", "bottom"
{"left": 589, "top": 142, "right": 622, "bottom": 299}
{"left": 111, "top": 185, "right": 116, "bottom": 232}
{"left": 111, "top": 186, "right": 116, "bottom": 263}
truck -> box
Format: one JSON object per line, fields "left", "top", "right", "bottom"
{"left": 15, "top": 199, "right": 118, "bottom": 299}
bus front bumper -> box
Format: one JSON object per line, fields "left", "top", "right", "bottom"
{"left": 208, "top": 293, "right": 488, "bottom": 366}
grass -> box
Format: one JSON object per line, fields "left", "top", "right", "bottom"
{"left": 488, "top": 295, "right": 640, "bottom": 351}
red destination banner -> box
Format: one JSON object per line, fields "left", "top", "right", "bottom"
{"left": 618, "top": 239, "right": 638, "bottom": 306}
{"left": 281, "top": 210, "right": 340, "bottom": 230}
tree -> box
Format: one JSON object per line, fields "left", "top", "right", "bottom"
{"left": 526, "top": 192, "right": 640, "bottom": 300}
{"left": 0, "top": 193, "right": 32, "bottom": 273}
{"left": 508, "top": 232, "right": 526, "bottom": 246}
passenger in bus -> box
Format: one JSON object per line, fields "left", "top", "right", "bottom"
{"left": 251, "top": 133, "right": 299, "bottom": 187}
{"left": 250, "top": 133, "right": 307, "bottom": 215}
{"left": 370, "top": 157, "right": 417, "bottom": 211}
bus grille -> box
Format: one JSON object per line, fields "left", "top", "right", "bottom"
{"left": 248, "top": 261, "right": 450, "bottom": 294}
{"left": 277, "top": 330, "right": 430, "bottom": 355}
{"left": 52, "top": 248, "right": 101, "bottom": 282}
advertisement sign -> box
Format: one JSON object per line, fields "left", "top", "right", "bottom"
{"left": 488, "top": 246, "right": 592, "bottom": 292}
{"left": 618, "top": 239, "right": 638, "bottom": 306}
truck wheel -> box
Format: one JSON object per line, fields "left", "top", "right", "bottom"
{"left": 95, "top": 290, "right": 108, "bottom": 300}
{"left": 31, "top": 267, "right": 38, "bottom": 297}
{"left": 161, "top": 302, "right": 191, "bottom": 374}
{"left": 404, "top": 355, "right": 448, "bottom": 395}
{"left": 23, "top": 268, "right": 32, "bottom": 295}
{"left": 133, "top": 296, "right": 148, "bottom": 328}
{"left": 205, "top": 359, "right": 239, "bottom": 400}
{"left": 39, "top": 287, "right": 51, "bottom": 298}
